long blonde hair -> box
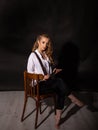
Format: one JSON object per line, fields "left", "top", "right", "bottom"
{"left": 32, "top": 34, "right": 54, "bottom": 64}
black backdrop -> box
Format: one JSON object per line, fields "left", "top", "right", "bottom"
{"left": 0, "top": 0, "right": 98, "bottom": 91}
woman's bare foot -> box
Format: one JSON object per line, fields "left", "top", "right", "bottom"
{"left": 55, "top": 115, "right": 60, "bottom": 129}
{"left": 55, "top": 109, "right": 62, "bottom": 129}
{"left": 68, "top": 94, "right": 84, "bottom": 107}
{"left": 55, "top": 124, "right": 60, "bottom": 129}
{"left": 74, "top": 100, "right": 84, "bottom": 107}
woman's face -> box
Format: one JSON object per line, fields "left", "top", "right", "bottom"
{"left": 38, "top": 36, "right": 49, "bottom": 52}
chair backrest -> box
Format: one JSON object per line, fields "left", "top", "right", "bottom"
{"left": 24, "top": 71, "right": 44, "bottom": 98}
{"left": 22, "top": 71, "right": 56, "bottom": 128}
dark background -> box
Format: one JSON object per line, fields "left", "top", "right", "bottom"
{"left": 0, "top": 0, "right": 98, "bottom": 91}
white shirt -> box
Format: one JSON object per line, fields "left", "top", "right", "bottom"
{"left": 27, "top": 49, "right": 52, "bottom": 75}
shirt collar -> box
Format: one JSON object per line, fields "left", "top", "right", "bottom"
{"left": 35, "top": 49, "right": 50, "bottom": 62}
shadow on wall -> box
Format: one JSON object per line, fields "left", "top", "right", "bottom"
{"left": 57, "top": 41, "right": 98, "bottom": 92}
{"left": 57, "top": 41, "right": 80, "bottom": 90}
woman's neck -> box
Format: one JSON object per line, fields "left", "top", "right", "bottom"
{"left": 37, "top": 49, "right": 45, "bottom": 55}
{"left": 37, "top": 49, "right": 46, "bottom": 59}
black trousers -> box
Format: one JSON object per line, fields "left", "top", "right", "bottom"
{"left": 39, "top": 77, "right": 71, "bottom": 110}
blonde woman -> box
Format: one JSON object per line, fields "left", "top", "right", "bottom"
{"left": 27, "top": 34, "right": 84, "bottom": 129}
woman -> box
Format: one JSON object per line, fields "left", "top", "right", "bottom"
{"left": 27, "top": 34, "right": 84, "bottom": 129}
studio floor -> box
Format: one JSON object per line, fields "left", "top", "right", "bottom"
{"left": 0, "top": 91, "right": 98, "bottom": 130}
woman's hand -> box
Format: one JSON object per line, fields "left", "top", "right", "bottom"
{"left": 53, "top": 68, "right": 62, "bottom": 74}
{"left": 43, "top": 74, "right": 50, "bottom": 80}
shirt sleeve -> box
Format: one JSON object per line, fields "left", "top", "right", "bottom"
{"left": 27, "top": 53, "right": 35, "bottom": 73}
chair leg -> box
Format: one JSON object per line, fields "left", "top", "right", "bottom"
{"left": 39, "top": 102, "right": 42, "bottom": 114}
{"left": 35, "top": 101, "right": 40, "bottom": 129}
{"left": 21, "top": 98, "right": 27, "bottom": 121}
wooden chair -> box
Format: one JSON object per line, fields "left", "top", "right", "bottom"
{"left": 21, "top": 71, "right": 56, "bottom": 129}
